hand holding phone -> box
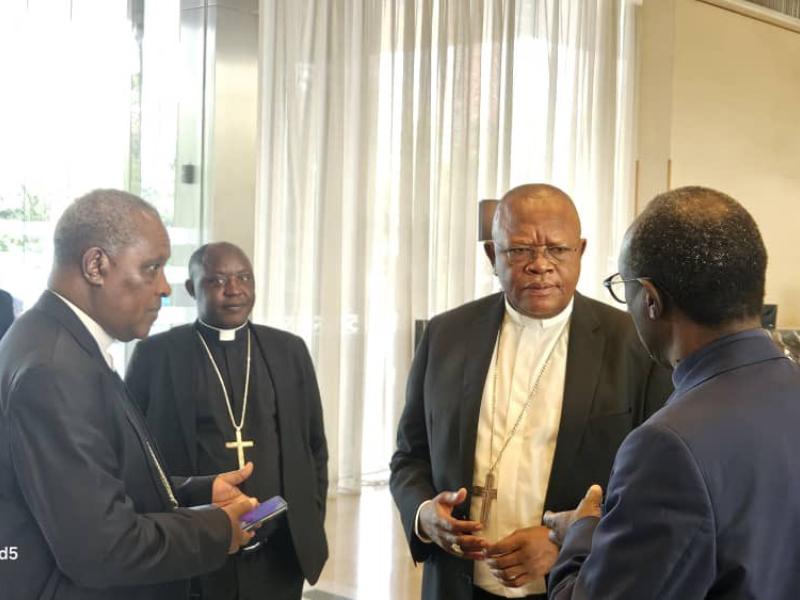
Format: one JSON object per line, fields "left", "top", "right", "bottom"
{"left": 222, "top": 496, "right": 259, "bottom": 554}
{"left": 239, "top": 495, "right": 288, "bottom": 532}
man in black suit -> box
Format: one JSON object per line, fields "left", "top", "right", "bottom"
{"left": 547, "top": 187, "right": 800, "bottom": 599}
{"left": 390, "top": 184, "right": 672, "bottom": 600}
{"left": 126, "top": 242, "right": 328, "bottom": 600}
{"left": 0, "top": 189, "right": 258, "bottom": 600}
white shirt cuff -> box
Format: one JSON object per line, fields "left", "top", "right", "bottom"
{"left": 414, "top": 499, "right": 434, "bottom": 543}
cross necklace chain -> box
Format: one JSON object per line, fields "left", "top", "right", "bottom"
{"left": 196, "top": 329, "right": 254, "bottom": 469}
{"left": 473, "top": 318, "right": 569, "bottom": 526}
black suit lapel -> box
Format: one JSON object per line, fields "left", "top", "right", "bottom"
{"left": 115, "top": 378, "right": 179, "bottom": 509}
{"left": 251, "top": 326, "right": 294, "bottom": 473}
{"left": 36, "top": 291, "right": 107, "bottom": 365}
{"left": 38, "top": 292, "right": 177, "bottom": 509}
{"left": 544, "top": 293, "right": 604, "bottom": 510}
{"left": 458, "top": 294, "right": 505, "bottom": 494}
{"left": 168, "top": 325, "right": 201, "bottom": 471}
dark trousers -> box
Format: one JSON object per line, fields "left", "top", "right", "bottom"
{"left": 473, "top": 586, "right": 547, "bottom": 600}
{"left": 194, "top": 526, "right": 304, "bottom": 600}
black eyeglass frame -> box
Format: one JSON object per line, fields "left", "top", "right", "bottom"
{"left": 492, "top": 242, "right": 583, "bottom": 266}
{"left": 602, "top": 272, "right": 654, "bottom": 304}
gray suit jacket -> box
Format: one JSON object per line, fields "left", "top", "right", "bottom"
{"left": 390, "top": 292, "right": 672, "bottom": 599}
{"left": 0, "top": 292, "right": 230, "bottom": 600}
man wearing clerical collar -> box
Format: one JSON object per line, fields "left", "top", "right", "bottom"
{"left": 126, "top": 242, "right": 328, "bottom": 600}
{"left": 390, "top": 183, "right": 673, "bottom": 600}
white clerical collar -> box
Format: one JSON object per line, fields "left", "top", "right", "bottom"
{"left": 49, "top": 290, "right": 116, "bottom": 369}
{"left": 198, "top": 319, "right": 249, "bottom": 342}
{"left": 504, "top": 295, "right": 574, "bottom": 330}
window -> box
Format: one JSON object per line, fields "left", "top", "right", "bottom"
{"left": 0, "top": 0, "right": 203, "bottom": 367}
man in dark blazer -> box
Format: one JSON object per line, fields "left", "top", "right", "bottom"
{"left": 126, "top": 242, "right": 328, "bottom": 600}
{"left": 390, "top": 184, "right": 672, "bottom": 600}
{"left": 547, "top": 187, "right": 800, "bottom": 599}
{"left": 0, "top": 190, "right": 257, "bottom": 600}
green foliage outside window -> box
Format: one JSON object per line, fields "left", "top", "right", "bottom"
{"left": 0, "top": 186, "right": 49, "bottom": 253}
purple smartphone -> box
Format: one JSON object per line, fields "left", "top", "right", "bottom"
{"left": 239, "top": 495, "right": 288, "bottom": 532}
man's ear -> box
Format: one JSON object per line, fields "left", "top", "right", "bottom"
{"left": 483, "top": 241, "right": 497, "bottom": 273}
{"left": 578, "top": 238, "right": 587, "bottom": 257}
{"left": 185, "top": 278, "right": 196, "bottom": 299}
{"left": 640, "top": 279, "right": 664, "bottom": 320}
{"left": 81, "top": 247, "right": 109, "bottom": 287}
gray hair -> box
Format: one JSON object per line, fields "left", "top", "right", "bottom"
{"left": 53, "top": 189, "right": 161, "bottom": 266}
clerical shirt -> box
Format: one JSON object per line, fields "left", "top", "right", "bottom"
{"left": 194, "top": 321, "right": 282, "bottom": 508}
{"left": 470, "top": 297, "right": 572, "bottom": 597}
{"left": 194, "top": 321, "right": 298, "bottom": 598}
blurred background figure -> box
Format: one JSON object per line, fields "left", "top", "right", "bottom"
{"left": 0, "top": 288, "right": 13, "bottom": 340}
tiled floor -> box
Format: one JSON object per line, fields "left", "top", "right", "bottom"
{"left": 303, "top": 486, "right": 423, "bottom": 600}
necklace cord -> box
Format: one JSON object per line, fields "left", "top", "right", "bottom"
{"left": 488, "top": 318, "right": 569, "bottom": 475}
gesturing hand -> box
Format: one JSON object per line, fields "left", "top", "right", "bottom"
{"left": 418, "top": 488, "right": 488, "bottom": 560}
{"left": 212, "top": 461, "right": 254, "bottom": 508}
{"left": 542, "top": 484, "right": 604, "bottom": 547}
{"left": 485, "top": 525, "right": 558, "bottom": 588}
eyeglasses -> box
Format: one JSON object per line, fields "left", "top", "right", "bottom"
{"left": 602, "top": 272, "right": 653, "bottom": 304}
{"left": 495, "top": 244, "right": 581, "bottom": 266}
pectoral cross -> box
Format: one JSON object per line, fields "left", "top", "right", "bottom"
{"left": 472, "top": 471, "right": 498, "bottom": 525}
{"left": 226, "top": 429, "right": 254, "bottom": 469}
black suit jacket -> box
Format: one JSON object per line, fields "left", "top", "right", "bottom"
{"left": 390, "top": 292, "right": 672, "bottom": 599}
{"left": 549, "top": 330, "right": 800, "bottom": 600}
{"left": 125, "top": 322, "right": 329, "bottom": 584}
{"left": 0, "top": 292, "right": 230, "bottom": 600}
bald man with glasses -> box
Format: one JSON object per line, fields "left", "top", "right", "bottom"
{"left": 391, "top": 183, "right": 673, "bottom": 600}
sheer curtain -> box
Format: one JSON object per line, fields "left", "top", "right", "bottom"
{"left": 255, "top": 0, "right": 638, "bottom": 493}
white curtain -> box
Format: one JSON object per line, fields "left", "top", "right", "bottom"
{"left": 255, "top": 0, "right": 639, "bottom": 493}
